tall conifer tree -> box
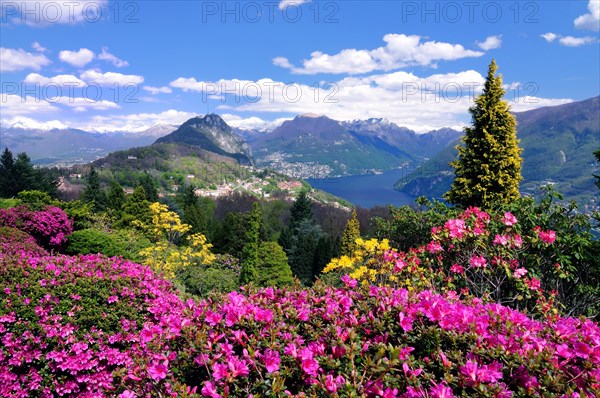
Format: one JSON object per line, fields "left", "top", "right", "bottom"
{"left": 445, "top": 60, "right": 522, "bottom": 208}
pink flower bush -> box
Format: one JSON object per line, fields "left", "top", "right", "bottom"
{"left": 1, "top": 218, "right": 599, "bottom": 397}
{"left": 0, "top": 206, "right": 73, "bottom": 248}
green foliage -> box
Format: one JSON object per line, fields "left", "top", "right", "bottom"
{"left": 287, "top": 220, "right": 324, "bottom": 285}
{"left": 0, "top": 198, "right": 20, "bottom": 209}
{"left": 255, "top": 241, "right": 294, "bottom": 287}
{"left": 117, "top": 186, "right": 151, "bottom": 228}
{"left": 340, "top": 210, "right": 361, "bottom": 256}
{"left": 445, "top": 60, "right": 523, "bottom": 208}
{"left": 289, "top": 189, "right": 313, "bottom": 230}
{"left": 176, "top": 253, "right": 240, "bottom": 297}
{"left": 82, "top": 166, "right": 107, "bottom": 211}
{"left": 374, "top": 198, "right": 459, "bottom": 252}
{"left": 65, "top": 228, "right": 125, "bottom": 257}
{"left": 138, "top": 173, "right": 159, "bottom": 202}
{"left": 0, "top": 148, "right": 58, "bottom": 198}
{"left": 106, "top": 180, "right": 126, "bottom": 214}
{"left": 17, "top": 190, "right": 58, "bottom": 211}
{"left": 240, "top": 202, "right": 261, "bottom": 285}
{"left": 213, "top": 211, "right": 248, "bottom": 258}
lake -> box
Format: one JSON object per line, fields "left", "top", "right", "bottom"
{"left": 307, "top": 169, "right": 418, "bottom": 208}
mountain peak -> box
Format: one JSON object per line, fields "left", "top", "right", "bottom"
{"left": 298, "top": 113, "right": 323, "bottom": 119}
{"left": 182, "top": 114, "right": 231, "bottom": 131}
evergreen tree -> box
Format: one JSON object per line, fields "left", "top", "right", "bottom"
{"left": 82, "top": 166, "right": 106, "bottom": 210}
{"left": 138, "top": 173, "right": 159, "bottom": 203}
{"left": 14, "top": 153, "right": 36, "bottom": 194}
{"left": 119, "top": 186, "right": 151, "bottom": 226}
{"left": 0, "top": 148, "right": 17, "bottom": 197}
{"left": 240, "top": 202, "right": 261, "bottom": 285}
{"left": 213, "top": 212, "right": 248, "bottom": 258}
{"left": 289, "top": 189, "right": 313, "bottom": 229}
{"left": 287, "top": 220, "right": 322, "bottom": 285}
{"left": 340, "top": 210, "right": 361, "bottom": 256}
{"left": 256, "top": 241, "right": 294, "bottom": 287}
{"left": 445, "top": 59, "right": 522, "bottom": 208}
{"left": 106, "top": 181, "right": 126, "bottom": 213}
{"left": 313, "top": 235, "right": 333, "bottom": 278}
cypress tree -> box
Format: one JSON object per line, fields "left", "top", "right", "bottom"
{"left": 340, "top": 210, "right": 361, "bottom": 256}
{"left": 240, "top": 202, "right": 261, "bottom": 285}
{"left": 445, "top": 59, "right": 522, "bottom": 208}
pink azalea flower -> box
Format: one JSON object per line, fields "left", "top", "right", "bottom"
{"left": 201, "top": 381, "right": 221, "bottom": 398}
{"left": 301, "top": 357, "right": 319, "bottom": 376}
{"left": 118, "top": 390, "right": 136, "bottom": 398}
{"left": 430, "top": 382, "right": 454, "bottom": 398}
{"left": 469, "top": 255, "right": 487, "bottom": 268}
{"left": 450, "top": 264, "right": 465, "bottom": 274}
{"left": 148, "top": 362, "right": 168, "bottom": 381}
{"left": 212, "top": 362, "right": 228, "bottom": 380}
{"left": 538, "top": 230, "right": 556, "bottom": 244}
{"left": 513, "top": 268, "right": 528, "bottom": 279}
{"left": 262, "top": 349, "right": 280, "bottom": 373}
{"left": 427, "top": 241, "right": 443, "bottom": 253}
{"left": 445, "top": 219, "right": 467, "bottom": 239}
{"left": 325, "top": 375, "right": 338, "bottom": 393}
{"left": 493, "top": 234, "right": 509, "bottom": 246}
{"left": 502, "top": 212, "right": 517, "bottom": 226}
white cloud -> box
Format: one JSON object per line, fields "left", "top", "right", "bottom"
{"left": 0, "top": 47, "right": 51, "bottom": 72}
{"left": 0, "top": 116, "right": 68, "bottom": 130}
{"left": 274, "top": 34, "right": 484, "bottom": 75}
{"left": 59, "top": 48, "right": 95, "bottom": 67}
{"left": 170, "top": 69, "right": 571, "bottom": 132}
{"left": 558, "top": 35, "right": 597, "bottom": 47}
{"left": 221, "top": 114, "right": 290, "bottom": 131}
{"left": 143, "top": 86, "right": 173, "bottom": 95}
{"left": 31, "top": 42, "right": 47, "bottom": 52}
{"left": 0, "top": 94, "right": 59, "bottom": 116}
{"left": 97, "top": 47, "right": 129, "bottom": 68}
{"left": 80, "top": 70, "right": 144, "bottom": 86}
{"left": 541, "top": 32, "right": 597, "bottom": 47}
{"left": 574, "top": 0, "right": 600, "bottom": 31}
{"left": 4, "top": 0, "right": 108, "bottom": 26}
{"left": 24, "top": 73, "right": 85, "bottom": 86}
{"left": 80, "top": 110, "right": 196, "bottom": 132}
{"left": 278, "top": 0, "right": 311, "bottom": 10}
{"left": 476, "top": 35, "right": 502, "bottom": 51}
{"left": 541, "top": 32, "right": 558, "bottom": 42}
{"left": 48, "top": 96, "right": 120, "bottom": 111}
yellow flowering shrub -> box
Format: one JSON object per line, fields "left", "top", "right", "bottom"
{"left": 139, "top": 203, "right": 214, "bottom": 279}
{"left": 323, "top": 238, "right": 435, "bottom": 289}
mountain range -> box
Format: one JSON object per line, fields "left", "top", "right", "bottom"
{"left": 0, "top": 123, "right": 176, "bottom": 166}
{"left": 247, "top": 114, "right": 461, "bottom": 178}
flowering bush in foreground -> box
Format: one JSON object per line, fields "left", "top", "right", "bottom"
{"left": 1, "top": 228, "right": 599, "bottom": 397}
{"left": 325, "top": 207, "right": 568, "bottom": 317}
{"left": 0, "top": 205, "right": 73, "bottom": 248}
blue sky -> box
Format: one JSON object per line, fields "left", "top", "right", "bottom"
{"left": 1, "top": 0, "right": 599, "bottom": 132}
